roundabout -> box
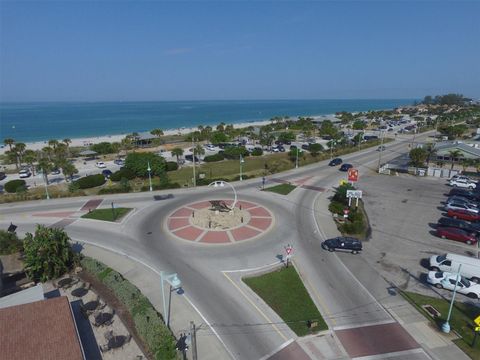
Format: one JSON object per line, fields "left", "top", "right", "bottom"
{"left": 166, "top": 199, "right": 274, "bottom": 244}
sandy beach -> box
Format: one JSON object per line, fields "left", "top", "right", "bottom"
{"left": 0, "top": 119, "right": 275, "bottom": 155}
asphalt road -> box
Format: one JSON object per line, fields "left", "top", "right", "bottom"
{"left": 0, "top": 133, "right": 430, "bottom": 359}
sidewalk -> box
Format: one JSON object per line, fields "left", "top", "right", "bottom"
{"left": 80, "top": 243, "right": 232, "bottom": 360}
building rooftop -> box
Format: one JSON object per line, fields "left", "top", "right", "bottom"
{"left": 0, "top": 284, "right": 44, "bottom": 309}
{"left": 0, "top": 296, "right": 85, "bottom": 360}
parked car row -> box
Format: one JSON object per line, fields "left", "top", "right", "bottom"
{"left": 436, "top": 183, "right": 480, "bottom": 245}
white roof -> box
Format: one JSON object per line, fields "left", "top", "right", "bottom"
{"left": 0, "top": 284, "right": 44, "bottom": 309}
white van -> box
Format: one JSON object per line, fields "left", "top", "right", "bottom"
{"left": 429, "top": 253, "right": 480, "bottom": 282}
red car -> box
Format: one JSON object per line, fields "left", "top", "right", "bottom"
{"left": 447, "top": 209, "right": 480, "bottom": 222}
{"left": 436, "top": 226, "right": 477, "bottom": 245}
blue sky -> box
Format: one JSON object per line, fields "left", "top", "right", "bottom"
{"left": 1, "top": 1, "right": 479, "bottom": 101}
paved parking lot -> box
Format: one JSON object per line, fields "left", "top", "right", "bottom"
{"left": 357, "top": 172, "right": 480, "bottom": 299}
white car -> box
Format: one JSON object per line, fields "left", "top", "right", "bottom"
{"left": 427, "top": 271, "right": 480, "bottom": 299}
{"left": 450, "top": 175, "right": 478, "bottom": 183}
{"left": 95, "top": 162, "right": 106, "bottom": 168}
{"left": 450, "top": 178, "right": 477, "bottom": 189}
{"left": 19, "top": 169, "right": 31, "bottom": 178}
{"left": 444, "top": 201, "right": 479, "bottom": 214}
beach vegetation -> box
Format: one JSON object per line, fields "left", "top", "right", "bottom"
{"left": 91, "top": 141, "right": 117, "bottom": 154}
{"left": 308, "top": 143, "right": 324, "bottom": 156}
{"left": 223, "top": 146, "right": 249, "bottom": 160}
{"left": 23, "top": 150, "right": 38, "bottom": 176}
{"left": 125, "top": 152, "right": 166, "bottom": 177}
{"left": 318, "top": 120, "right": 338, "bottom": 138}
{"left": 37, "top": 157, "right": 53, "bottom": 185}
{"left": 4, "top": 179, "right": 27, "bottom": 193}
{"left": 75, "top": 174, "right": 106, "bottom": 189}
{"left": 23, "top": 225, "right": 78, "bottom": 282}
{"left": 209, "top": 131, "right": 230, "bottom": 144}
{"left": 277, "top": 131, "right": 295, "bottom": 143}
{"left": 251, "top": 148, "right": 263, "bottom": 156}
{"left": 150, "top": 128, "right": 164, "bottom": 139}
{"left": 60, "top": 161, "right": 79, "bottom": 181}
{"left": 352, "top": 120, "right": 367, "bottom": 130}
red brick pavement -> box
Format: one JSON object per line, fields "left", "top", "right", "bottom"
{"left": 80, "top": 199, "right": 103, "bottom": 211}
{"left": 248, "top": 207, "right": 271, "bottom": 217}
{"left": 248, "top": 217, "right": 272, "bottom": 230}
{"left": 168, "top": 218, "right": 190, "bottom": 230}
{"left": 32, "top": 211, "right": 76, "bottom": 218}
{"left": 267, "top": 341, "right": 310, "bottom": 360}
{"left": 171, "top": 208, "right": 194, "bottom": 217}
{"left": 335, "top": 322, "right": 419, "bottom": 358}
{"left": 173, "top": 226, "right": 204, "bottom": 241}
{"left": 230, "top": 226, "right": 261, "bottom": 241}
{"left": 200, "top": 231, "right": 231, "bottom": 243}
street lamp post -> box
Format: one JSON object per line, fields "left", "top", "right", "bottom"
{"left": 330, "top": 141, "right": 336, "bottom": 159}
{"left": 295, "top": 147, "right": 299, "bottom": 169}
{"left": 43, "top": 172, "right": 50, "bottom": 200}
{"left": 192, "top": 139, "right": 197, "bottom": 187}
{"left": 442, "top": 265, "right": 462, "bottom": 333}
{"left": 160, "top": 272, "right": 182, "bottom": 328}
{"left": 147, "top": 161, "right": 152, "bottom": 192}
{"left": 239, "top": 154, "right": 244, "bottom": 181}
{"left": 377, "top": 131, "right": 385, "bottom": 173}
{"left": 208, "top": 180, "right": 238, "bottom": 210}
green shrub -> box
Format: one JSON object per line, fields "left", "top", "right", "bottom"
{"left": 251, "top": 148, "right": 263, "bottom": 156}
{"left": 0, "top": 230, "right": 23, "bottom": 255}
{"left": 166, "top": 161, "right": 178, "bottom": 171}
{"left": 98, "top": 186, "right": 131, "bottom": 194}
{"left": 125, "top": 152, "right": 166, "bottom": 178}
{"left": 102, "top": 271, "right": 142, "bottom": 311}
{"left": 4, "top": 179, "right": 26, "bottom": 193}
{"left": 204, "top": 153, "right": 225, "bottom": 162}
{"left": 75, "top": 174, "right": 106, "bottom": 189}
{"left": 110, "top": 167, "right": 136, "bottom": 181}
{"left": 223, "top": 146, "right": 249, "bottom": 160}
{"left": 140, "top": 181, "right": 181, "bottom": 191}
{"left": 328, "top": 201, "right": 345, "bottom": 216}
{"left": 91, "top": 142, "right": 116, "bottom": 154}
{"left": 341, "top": 220, "right": 364, "bottom": 234}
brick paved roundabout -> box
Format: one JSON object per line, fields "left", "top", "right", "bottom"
{"left": 166, "top": 199, "right": 274, "bottom": 244}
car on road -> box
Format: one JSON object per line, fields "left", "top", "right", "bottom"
{"left": 447, "top": 208, "right": 480, "bottom": 222}
{"left": 438, "top": 217, "right": 480, "bottom": 235}
{"left": 376, "top": 145, "right": 386, "bottom": 151}
{"left": 51, "top": 168, "right": 61, "bottom": 175}
{"left": 19, "top": 169, "right": 31, "bottom": 178}
{"left": 450, "top": 175, "right": 477, "bottom": 183}
{"left": 290, "top": 145, "right": 297, "bottom": 150}
{"left": 102, "top": 169, "right": 113, "bottom": 178}
{"left": 321, "top": 237, "right": 362, "bottom": 254}
{"left": 444, "top": 201, "right": 479, "bottom": 214}
{"left": 339, "top": 163, "right": 353, "bottom": 172}
{"left": 95, "top": 161, "right": 107, "bottom": 168}
{"left": 436, "top": 226, "right": 477, "bottom": 245}
{"left": 329, "top": 158, "right": 343, "bottom": 166}
{"left": 0, "top": 172, "right": 6, "bottom": 180}
{"left": 301, "top": 144, "right": 310, "bottom": 150}
{"left": 427, "top": 271, "right": 480, "bottom": 299}
{"left": 204, "top": 144, "right": 216, "bottom": 151}
{"left": 449, "top": 178, "right": 477, "bottom": 189}
{"left": 446, "top": 196, "right": 478, "bottom": 208}
{"left": 113, "top": 159, "right": 125, "bottom": 165}
{"left": 185, "top": 154, "right": 199, "bottom": 162}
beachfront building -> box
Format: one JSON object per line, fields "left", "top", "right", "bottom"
{"left": 133, "top": 131, "right": 158, "bottom": 147}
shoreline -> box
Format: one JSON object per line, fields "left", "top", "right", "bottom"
{"left": 0, "top": 118, "right": 282, "bottom": 154}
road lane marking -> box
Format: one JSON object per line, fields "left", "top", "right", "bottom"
{"left": 333, "top": 319, "right": 395, "bottom": 331}
{"left": 222, "top": 272, "right": 289, "bottom": 342}
{"left": 222, "top": 261, "right": 281, "bottom": 273}
{"left": 352, "top": 348, "right": 428, "bottom": 360}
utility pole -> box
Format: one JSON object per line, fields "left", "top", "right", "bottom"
{"left": 239, "top": 154, "right": 244, "bottom": 181}
{"left": 295, "top": 147, "right": 299, "bottom": 169}
{"left": 192, "top": 139, "right": 196, "bottom": 187}
{"left": 377, "top": 131, "right": 385, "bottom": 173}
{"left": 190, "top": 321, "right": 198, "bottom": 360}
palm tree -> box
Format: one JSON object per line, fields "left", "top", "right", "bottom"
{"left": 195, "top": 144, "right": 205, "bottom": 160}
{"left": 48, "top": 139, "right": 59, "bottom": 149}
{"left": 60, "top": 161, "right": 78, "bottom": 182}
{"left": 13, "top": 143, "right": 26, "bottom": 168}
{"left": 216, "top": 122, "right": 226, "bottom": 132}
{"left": 37, "top": 158, "right": 53, "bottom": 185}
{"left": 42, "top": 146, "right": 53, "bottom": 161}
{"left": 448, "top": 149, "right": 463, "bottom": 170}
{"left": 3, "top": 138, "right": 15, "bottom": 152}
{"left": 171, "top": 147, "right": 184, "bottom": 164}
{"left": 150, "top": 128, "right": 164, "bottom": 138}
{"left": 63, "top": 138, "right": 71, "bottom": 157}
{"left": 23, "top": 150, "right": 38, "bottom": 176}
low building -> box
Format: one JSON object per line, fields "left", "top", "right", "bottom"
{"left": 434, "top": 141, "right": 480, "bottom": 162}
{"left": 0, "top": 296, "right": 85, "bottom": 360}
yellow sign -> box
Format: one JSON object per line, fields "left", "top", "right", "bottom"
{"left": 339, "top": 179, "right": 348, "bottom": 186}
{"left": 475, "top": 315, "right": 480, "bottom": 326}
{"left": 475, "top": 326, "right": 480, "bottom": 332}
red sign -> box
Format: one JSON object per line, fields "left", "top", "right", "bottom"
{"left": 347, "top": 168, "right": 359, "bottom": 182}
{"left": 343, "top": 209, "right": 350, "bottom": 215}
{"left": 285, "top": 246, "right": 293, "bottom": 255}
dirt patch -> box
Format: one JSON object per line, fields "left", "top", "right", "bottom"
{"left": 78, "top": 271, "right": 154, "bottom": 360}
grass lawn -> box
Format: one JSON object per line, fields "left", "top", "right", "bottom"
{"left": 401, "top": 291, "right": 480, "bottom": 359}
{"left": 244, "top": 266, "right": 328, "bottom": 336}
{"left": 81, "top": 207, "right": 132, "bottom": 222}
{"left": 263, "top": 183, "right": 297, "bottom": 195}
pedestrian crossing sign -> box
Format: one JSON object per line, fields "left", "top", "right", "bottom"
{"left": 475, "top": 315, "right": 480, "bottom": 326}
{"left": 339, "top": 179, "right": 348, "bottom": 186}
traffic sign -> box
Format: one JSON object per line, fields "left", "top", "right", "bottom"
{"left": 474, "top": 315, "right": 480, "bottom": 326}
{"left": 346, "top": 190, "right": 363, "bottom": 199}
{"left": 348, "top": 168, "right": 359, "bottom": 182}
{"left": 476, "top": 326, "right": 480, "bottom": 332}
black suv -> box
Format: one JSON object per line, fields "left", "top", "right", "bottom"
{"left": 449, "top": 188, "right": 480, "bottom": 201}
{"left": 329, "top": 158, "right": 342, "bottom": 166}
{"left": 321, "top": 237, "right": 362, "bottom": 254}
{"left": 437, "top": 217, "right": 480, "bottom": 235}
{"left": 0, "top": 172, "right": 6, "bottom": 180}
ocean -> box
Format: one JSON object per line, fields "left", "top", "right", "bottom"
{"left": 0, "top": 99, "right": 414, "bottom": 143}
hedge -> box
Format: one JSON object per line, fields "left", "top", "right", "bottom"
{"left": 80, "top": 257, "right": 177, "bottom": 359}
{"left": 0, "top": 230, "right": 23, "bottom": 255}
{"left": 140, "top": 182, "right": 181, "bottom": 191}
{"left": 251, "top": 148, "right": 263, "bottom": 156}
{"left": 98, "top": 186, "right": 131, "bottom": 194}
{"left": 110, "top": 168, "right": 136, "bottom": 181}
{"left": 204, "top": 153, "right": 225, "bottom": 162}
{"left": 4, "top": 179, "right": 26, "bottom": 193}
{"left": 166, "top": 161, "right": 178, "bottom": 172}
{"left": 75, "top": 174, "right": 106, "bottom": 189}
